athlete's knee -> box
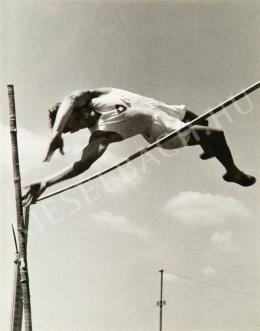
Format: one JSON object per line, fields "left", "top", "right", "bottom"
{"left": 187, "top": 127, "right": 202, "bottom": 145}
{"left": 188, "top": 126, "right": 223, "bottom": 145}
{"left": 211, "top": 128, "right": 224, "bottom": 135}
{"left": 206, "top": 128, "right": 226, "bottom": 142}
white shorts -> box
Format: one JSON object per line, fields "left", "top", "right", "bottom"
{"left": 144, "top": 106, "right": 190, "bottom": 149}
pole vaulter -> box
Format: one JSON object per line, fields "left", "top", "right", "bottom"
{"left": 32, "top": 80, "right": 260, "bottom": 203}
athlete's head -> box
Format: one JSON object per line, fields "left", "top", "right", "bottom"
{"left": 48, "top": 103, "right": 100, "bottom": 133}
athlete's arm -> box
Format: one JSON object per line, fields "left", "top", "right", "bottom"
{"left": 44, "top": 88, "right": 111, "bottom": 162}
{"left": 23, "top": 131, "right": 122, "bottom": 205}
{"left": 52, "top": 90, "right": 92, "bottom": 135}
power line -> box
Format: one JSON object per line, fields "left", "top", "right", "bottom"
{"left": 183, "top": 283, "right": 260, "bottom": 330}
{"left": 168, "top": 270, "right": 260, "bottom": 300}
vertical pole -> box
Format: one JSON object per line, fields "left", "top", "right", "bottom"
{"left": 157, "top": 270, "right": 166, "bottom": 331}
{"left": 11, "top": 207, "right": 31, "bottom": 331}
{"left": 8, "top": 85, "right": 33, "bottom": 331}
{"left": 159, "top": 270, "right": 164, "bottom": 331}
{"left": 10, "top": 225, "right": 23, "bottom": 331}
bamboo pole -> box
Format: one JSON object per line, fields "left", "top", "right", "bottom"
{"left": 23, "top": 206, "right": 31, "bottom": 243}
{"left": 38, "top": 80, "right": 260, "bottom": 202}
{"left": 8, "top": 85, "right": 33, "bottom": 331}
{"left": 10, "top": 225, "right": 23, "bottom": 331}
{"left": 11, "top": 207, "right": 31, "bottom": 331}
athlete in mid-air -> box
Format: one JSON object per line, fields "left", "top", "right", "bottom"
{"left": 22, "top": 87, "right": 256, "bottom": 205}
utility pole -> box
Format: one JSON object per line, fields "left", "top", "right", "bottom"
{"left": 157, "top": 269, "right": 166, "bottom": 331}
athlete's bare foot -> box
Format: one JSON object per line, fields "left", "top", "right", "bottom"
{"left": 223, "top": 171, "right": 256, "bottom": 187}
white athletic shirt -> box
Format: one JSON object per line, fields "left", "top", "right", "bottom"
{"left": 90, "top": 88, "right": 190, "bottom": 149}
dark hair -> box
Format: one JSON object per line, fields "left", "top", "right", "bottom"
{"left": 48, "top": 102, "right": 61, "bottom": 128}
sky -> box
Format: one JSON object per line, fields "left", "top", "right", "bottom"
{"left": 1, "top": 1, "right": 260, "bottom": 331}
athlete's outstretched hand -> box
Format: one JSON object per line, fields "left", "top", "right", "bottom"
{"left": 43, "top": 134, "right": 64, "bottom": 162}
{"left": 22, "top": 181, "right": 47, "bottom": 206}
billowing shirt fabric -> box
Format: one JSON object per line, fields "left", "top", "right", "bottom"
{"left": 90, "top": 88, "right": 190, "bottom": 149}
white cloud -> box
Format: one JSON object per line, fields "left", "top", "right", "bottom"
{"left": 164, "top": 191, "right": 250, "bottom": 226}
{"left": 211, "top": 231, "right": 239, "bottom": 253}
{"left": 0, "top": 123, "right": 46, "bottom": 171}
{"left": 202, "top": 267, "right": 216, "bottom": 276}
{"left": 90, "top": 210, "right": 149, "bottom": 238}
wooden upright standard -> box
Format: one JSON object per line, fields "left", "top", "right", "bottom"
{"left": 8, "top": 85, "right": 33, "bottom": 331}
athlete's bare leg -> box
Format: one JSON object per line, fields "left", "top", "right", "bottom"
{"left": 183, "top": 110, "right": 214, "bottom": 160}
{"left": 188, "top": 125, "right": 255, "bottom": 186}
